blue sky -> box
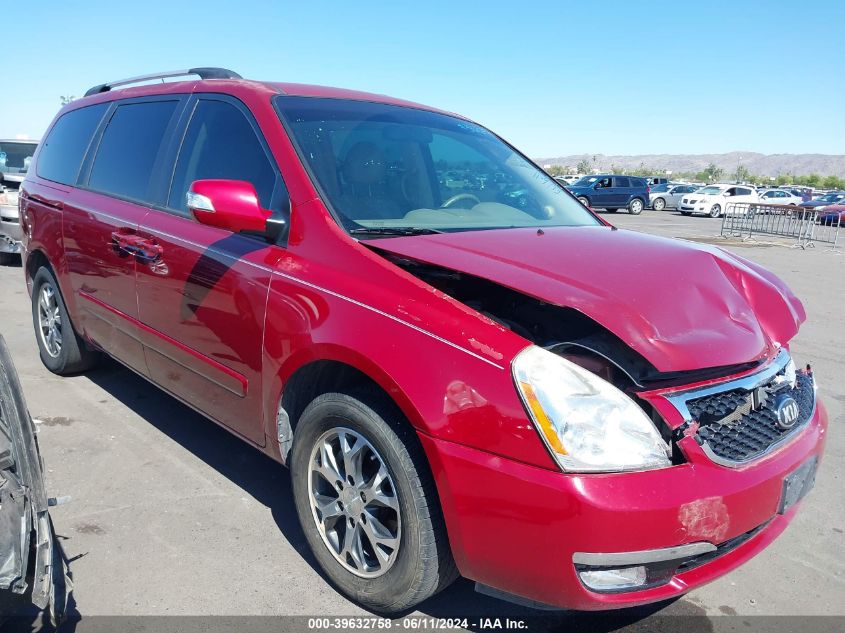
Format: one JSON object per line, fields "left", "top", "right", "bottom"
{"left": 2, "top": 0, "right": 843, "bottom": 157}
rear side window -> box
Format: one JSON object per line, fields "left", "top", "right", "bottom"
{"left": 36, "top": 104, "right": 108, "bottom": 185}
{"left": 167, "top": 99, "right": 276, "bottom": 214}
{"left": 614, "top": 177, "right": 631, "bottom": 188}
{"left": 89, "top": 100, "right": 178, "bottom": 202}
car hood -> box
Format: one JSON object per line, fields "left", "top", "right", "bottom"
{"left": 367, "top": 226, "right": 805, "bottom": 373}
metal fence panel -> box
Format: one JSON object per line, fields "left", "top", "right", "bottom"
{"left": 721, "top": 203, "right": 840, "bottom": 249}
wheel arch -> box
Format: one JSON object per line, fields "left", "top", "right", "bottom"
{"left": 24, "top": 248, "right": 52, "bottom": 290}
{"left": 270, "top": 345, "right": 426, "bottom": 466}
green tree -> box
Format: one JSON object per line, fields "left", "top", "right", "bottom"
{"left": 703, "top": 163, "right": 724, "bottom": 183}
{"left": 803, "top": 173, "right": 822, "bottom": 188}
{"left": 822, "top": 174, "right": 843, "bottom": 189}
{"left": 576, "top": 159, "right": 592, "bottom": 174}
{"left": 60, "top": 95, "right": 76, "bottom": 106}
{"left": 776, "top": 174, "right": 793, "bottom": 186}
{"left": 735, "top": 165, "right": 750, "bottom": 183}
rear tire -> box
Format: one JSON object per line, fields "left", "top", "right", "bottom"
{"left": 628, "top": 198, "right": 644, "bottom": 215}
{"left": 31, "top": 267, "right": 98, "bottom": 375}
{"left": 290, "top": 390, "right": 457, "bottom": 613}
{"left": 652, "top": 198, "right": 666, "bottom": 211}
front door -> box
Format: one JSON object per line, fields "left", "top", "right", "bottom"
{"left": 134, "top": 96, "right": 287, "bottom": 445}
{"left": 65, "top": 98, "right": 183, "bottom": 374}
{"left": 591, "top": 176, "right": 613, "bottom": 207}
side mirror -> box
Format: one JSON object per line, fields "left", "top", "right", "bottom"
{"left": 187, "top": 179, "right": 273, "bottom": 235}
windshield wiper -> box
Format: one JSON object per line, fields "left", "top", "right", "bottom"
{"left": 350, "top": 227, "right": 443, "bottom": 237}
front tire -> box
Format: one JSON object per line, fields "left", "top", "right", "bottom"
{"left": 709, "top": 204, "right": 722, "bottom": 218}
{"left": 652, "top": 197, "right": 666, "bottom": 211}
{"left": 290, "top": 391, "right": 456, "bottom": 613}
{"left": 577, "top": 196, "right": 590, "bottom": 208}
{"left": 31, "top": 267, "right": 98, "bottom": 374}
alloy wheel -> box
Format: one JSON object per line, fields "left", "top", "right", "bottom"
{"left": 308, "top": 427, "right": 401, "bottom": 578}
{"left": 37, "top": 284, "right": 62, "bottom": 358}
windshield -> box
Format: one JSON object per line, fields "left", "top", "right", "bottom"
{"left": 276, "top": 97, "right": 600, "bottom": 234}
{"left": 652, "top": 184, "right": 670, "bottom": 192}
{"left": 818, "top": 193, "right": 843, "bottom": 202}
{"left": 0, "top": 142, "right": 36, "bottom": 176}
{"left": 698, "top": 186, "right": 723, "bottom": 195}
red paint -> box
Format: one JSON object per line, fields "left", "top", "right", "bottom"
{"left": 20, "top": 77, "right": 828, "bottom": 610}
{"left": 188, "top": 179, "right": 271, "bottom": 234}
{"left": 78, "top": 290, "right": 249, "bottom": 396}
{"left": 367, "top": 226, "right": 806, "bottom": 373}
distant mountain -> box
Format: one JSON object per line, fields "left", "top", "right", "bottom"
{"left": 536, "top": 152, "right": 845, "bottom": 178}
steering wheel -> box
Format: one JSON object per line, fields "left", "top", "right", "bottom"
{"left": 441, "top": 193, "right": 481, "bottom": 208}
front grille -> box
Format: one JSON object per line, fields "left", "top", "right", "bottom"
{"left": 685, "top": 365, "right": 814, "bottom": 464}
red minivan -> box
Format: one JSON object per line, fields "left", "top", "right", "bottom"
{"left": 20, "top": 68, "right": 826, "bottom": 613}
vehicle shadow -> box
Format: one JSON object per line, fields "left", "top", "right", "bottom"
{"left": 82, "top": 358, "right": 323, "bottom": 574}
{"left": 83, "top": 359, "right": 713, "bottom": 632}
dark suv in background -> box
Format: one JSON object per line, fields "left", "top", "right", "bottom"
{"left": 567, "top": 174, "right": 650, "bottom": 214}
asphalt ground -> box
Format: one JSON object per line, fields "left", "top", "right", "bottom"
{"left": 0, "top": 209, "right": 841, "bottom": 631}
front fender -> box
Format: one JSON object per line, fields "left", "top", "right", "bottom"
{"left": 259, "top": 271, "right": 555, "bottom": 470}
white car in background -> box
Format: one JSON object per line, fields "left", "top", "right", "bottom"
{"left": 554, "top": 174, "right": 582, "bottom": 186}
{"left": 678, "top": 184, "right": 758, "bottom": 218}
{"left": 758, "top": 189, "right": 803, "bottom": 206}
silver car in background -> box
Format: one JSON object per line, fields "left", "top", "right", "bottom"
{"left": 758, "top": 189, "right": 803, "bottom": 206}
{"left": 649, "top": 183, "right": 699, "bottom": 211}
{"left": 0, "top": 140, "right": 38, "bottom": 265}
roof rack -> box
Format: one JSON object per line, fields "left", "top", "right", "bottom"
{"left": 83, "top": 67, "right": 242, "bottom": 97}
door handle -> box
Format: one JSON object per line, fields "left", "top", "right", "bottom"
{"left": 110, "top": 231, "right": 163, "bottom": 261}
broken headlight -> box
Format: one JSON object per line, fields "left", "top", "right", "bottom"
{"left": 513, "top": 345, "right": 671, "bottom": 473}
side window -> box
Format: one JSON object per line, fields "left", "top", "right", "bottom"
{"left": 36, "top": 104, "right": 108, "bottom": 185}
{"left": 614, "top": 177, "right": 631, "bottom": 188}
{"left": 168, "top": 99, "right": 277, "bottom": 214}
{"left": 596, "top": 177, "right": 611, "bottom": 188}
{"left": 89, "top": 100, "right": 178, "bottom": 202}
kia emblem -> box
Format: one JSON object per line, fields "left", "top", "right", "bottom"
{"left": 774, "top": 395, "right": 800, "bottom": 430}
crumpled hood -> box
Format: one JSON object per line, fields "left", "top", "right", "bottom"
{"left": 368, "top": 226, "right": 806, "bottom": 373}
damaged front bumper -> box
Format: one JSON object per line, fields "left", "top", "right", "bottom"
{"left": 419, "top": 362, "right": 827, "bottom": 610}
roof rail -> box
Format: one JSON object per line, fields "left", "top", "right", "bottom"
{"left": 83, "top": 67, "right": 242, "bottom": 97}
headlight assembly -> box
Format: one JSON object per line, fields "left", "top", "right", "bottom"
{"left": 513, "top": 346, "right": 671, "bottom": 473}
